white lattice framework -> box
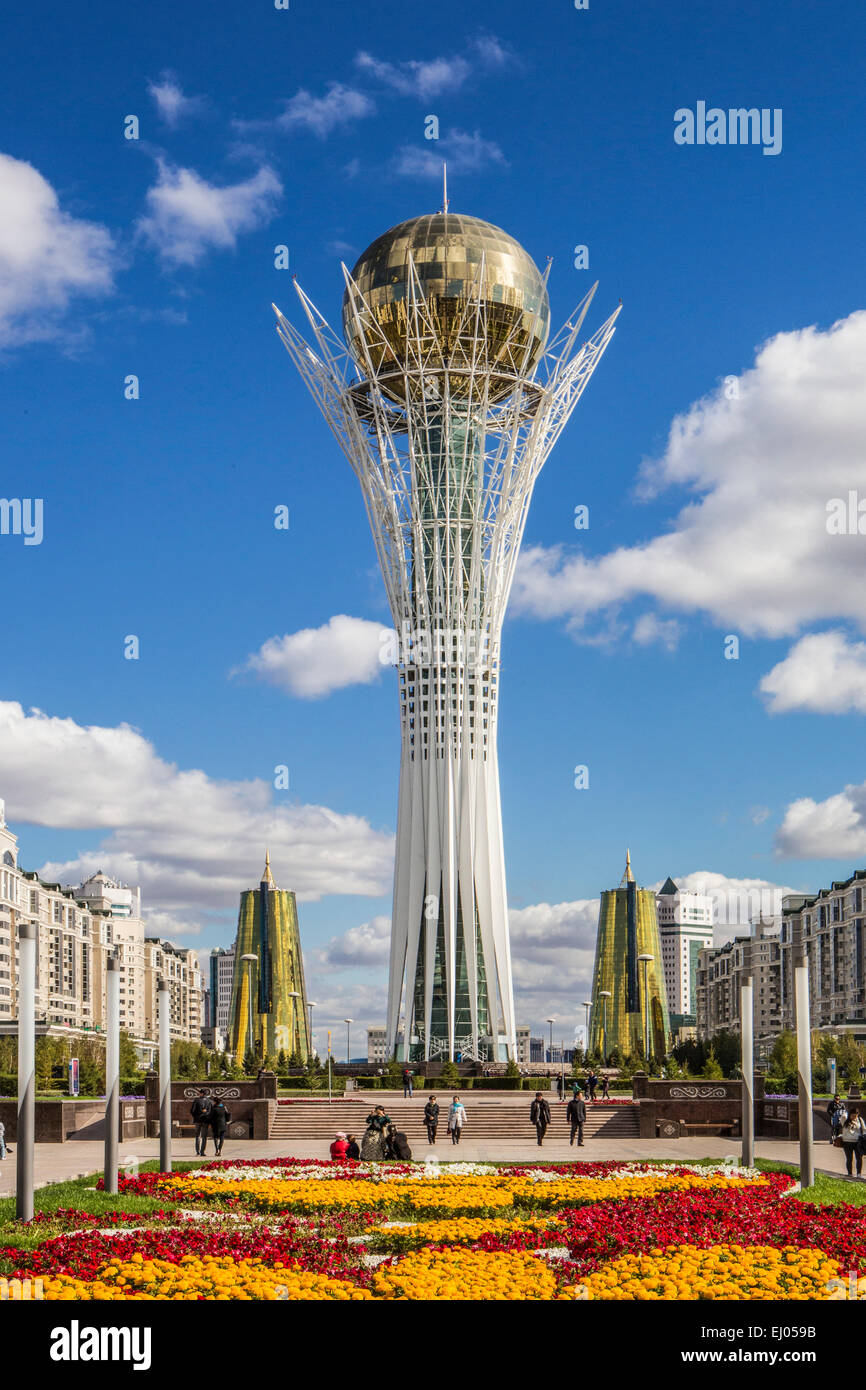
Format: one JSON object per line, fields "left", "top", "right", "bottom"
{"left": 274, "top": 257, "right": 619, "bottom": 1061}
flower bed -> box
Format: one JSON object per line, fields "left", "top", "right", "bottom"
{"left": 15, "top": 1159, "right": 866, "bottom": 1301}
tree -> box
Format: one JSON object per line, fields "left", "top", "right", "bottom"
{"left": 119, "top": 1031, "right": 141, "bottom": 1078}
{"left": 438, "top": 1060, "right": 460, "bottom": 1089}
{"left": 277, "top": 1049, "right": 287, "bottom": 1073}
{"left": 504, "top": 1057, "right": 521, "bottom": 1082}
{"left": 243, "top": 1046, "right": 257, "bottom": 1076}
{"left": 769, "top": 1031, "right": 798, "bottom": 1081}
{"left": 701, "top": 1047, "right": 723, "bottom": 1079}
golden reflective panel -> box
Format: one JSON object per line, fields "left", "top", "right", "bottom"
{"left": 342, "top": 213, "right": 550, "bottom": 401}
{"left": 589, "top": 886, "right": 671, "bottom": 1061}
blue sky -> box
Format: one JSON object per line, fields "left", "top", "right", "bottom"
{"left": 2, "top": 0, "right": 866, "bottom": 1051}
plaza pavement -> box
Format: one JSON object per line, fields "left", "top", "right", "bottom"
{"left": 0, "top": 1135, "right": 860, "bottom": 1197}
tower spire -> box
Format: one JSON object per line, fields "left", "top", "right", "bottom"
{"left": 620, "top": 848, "right": 634, "bottom": 887}
{"left": 442, "top": 162, "right": 449, "bottom": 214}
{"left": 262, "top": 849, "right": 275, "bottom": 889}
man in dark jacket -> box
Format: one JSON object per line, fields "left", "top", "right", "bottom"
{"left": 567, "top": 1093, "right": 586, "bottom": 1146}
{"left": 387, "top": 1125, "right": 413, "bottom": 1161}
{"left": 190, "top": 1092, "right": 213, "bottom": 1156}
{"left": 531, "top": 1093, "right": 552, "bottom": 1146}
{"left": 424, "top": 1095, "right": 440, "bottom": 1144}
{"left": 209, "top": 1099, "right": 231, "bottom": 1156}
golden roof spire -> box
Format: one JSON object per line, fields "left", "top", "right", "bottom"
{"left": 620, "top": 848, "right": 635, "bottom": 887}
{"left": 262, "top": 849, "right": 275, "bottom": 889}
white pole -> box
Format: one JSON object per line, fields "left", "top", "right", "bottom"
{"left": 740, "top": 974, "right": 754, "bottom": 1167}
{"left": 104, "top": 956, "right": 120, "bottom": 1194}
{"left": 16, "top": 921, "right": 36, "bottom": 1222}
{"left": 794, "top": 949, "right": 814, "bottom": 1189}
{"left": 158, "top": 980, "right": 172, "bottom": 1173}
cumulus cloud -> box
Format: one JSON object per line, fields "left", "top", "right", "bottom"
{"left": 355, "top": 51, "right": 471, "bottom": 99}
{"left": 148, "top": 71, "right": 207, "bottom": 127}
{"left": 760, "top": 630, "right": 866, "bottom": 715}
{"left": 776, "top": 783, "right": 866, "bottom": 860}
{"left": 632, "top": 613, "right": 681, "bottom": 650}
{"left": 0, "top": 151, "right": 115, "bottom": 348}
{"left": 513, "top": 312, "right": 866, "bottom": 641}
{"left": 276, "top": 84, "right": 374, "bottom": 137}
{"left": 137, "top": 159, "right": 282, "bottom": 266}
{"left": 316, "top": 914, "right": 391, "bottom": 970}
{"left": 236, "top": 615, "right": 389, "bottom": 699}
{"left": 394, "top": 129, "right": 507, "bottom": 179}
{"left": 0, "top": 702, "right": 394, "bottom": 926}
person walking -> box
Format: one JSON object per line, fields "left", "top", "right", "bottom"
{"left": 555, "top": 1073, "right": 563, "bottom": 1102}
{"left": 360, "top": 1105, "right": 391, "bottom": 1160}
{"left": 209, "top": 1097, "right": 231, "bottom": 1156}
{"left": 0, "top": 1118, "right": 6, "bottom": 1159}
{"left": 531, "top": 1092, "right": 552, "bottom": 1147}
{"left": 190, "top": 1091, "right": 213, "bottom": 1157}
{"left": 841, "top": 1107, "right": 866, "bottom": 1177}
{"left": 567, "top": 1091, "right": 586, "bottom": 1146}
{"left": 600, "top": 1074, "right": 610, "bottom": 1101}
{"left": 448, "top": 1095, "right": 466, "bottom": 1145}
{"left": 402, "top": 1065, "right": 414, "bottom": 1098}
{"left": 424, "top": 1094, "right": 440, "bottom": 1144}
{"left": 330, "top": 1130, "right": 349, "bottom": 1161}
{"left": 345, "top": 1134, "right": 360, "bottom": 1160}
{"left": 587, "top": 1070, "right": 598, "bottom": 1101}
{"left": 827, "top": 1094, "right": 847, "bottom": 1144}
{"left": 571, "top": 1076, "right": 582, "bottom": 1101}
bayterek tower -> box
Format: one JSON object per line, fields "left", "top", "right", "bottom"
{"left": 274, "top": 198, "right": 619, "bottom": 1062}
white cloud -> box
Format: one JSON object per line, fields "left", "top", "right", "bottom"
{"left": 0, "top": 151, "right": 115, "bottom": 348}
{"left": 237, "top": 615, "right": 389, "bottom": 699}
{"left": 0, "top": 702, "right": 394, "bottom": 926}
{"left": 276, "top": 85, "right": 374, "bottom": 137}
{"left": 394, "top": 130, "right": 507, "bottom": 179}
{"left": 760, "top": 630, "right": 866, "bottom": 715}
{"left": 355, "top": 51, "right": 471, "bottom": 99}
{"left": 316, "top": 914, "right": 391, "bottom": 970}
{"left": 137, "top": 159, "right": 282, "bottom": 267}
{"left": 776, "top": 783, "right": 866, "bottom": 860}
{"left": 148, "top": 72, "right": 207, "bottom": 127}
{"left": 632, "top": 612, "right": 681, "bottom": 650}
{"left": 749, "top": 806, "right": 771, "bottom": 826}
{"left": 513, "top": 312, "right": 866, "bottom": 641}
{"left": 653, "top": 870, "right": 798, "bottom": 928}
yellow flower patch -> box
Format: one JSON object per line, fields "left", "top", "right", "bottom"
{"left": 372, "top": 1247, "right": 560, "bottom": 1301}
{"left": 569, "top": 1243, "right": 842, "bottom": 1301}
{"left": 41, "top": 1253, "right": 373, "bottom": 1302}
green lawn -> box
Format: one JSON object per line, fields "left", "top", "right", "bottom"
{"left": 755, "top": 1158, "right": 866, "bottom": 1206}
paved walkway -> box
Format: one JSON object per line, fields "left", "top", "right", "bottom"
{"left": 0, "top": 1136, "right": 860, "bottom": 1196}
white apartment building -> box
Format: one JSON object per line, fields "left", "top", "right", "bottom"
{"left": 208, "top": 945, "right": 235, "bottom": 1035}
{"left": 656, "top": 876, "right": 715, "bottom": 1020}
{"left": 367, "top": 1026, "right": 387, "bottom": 1064}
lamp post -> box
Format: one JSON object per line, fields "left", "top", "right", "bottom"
{"left": 158, "top": 978, "right": 172, "bottom": 1173}
{"left": 344, "top": 1018, "right": 354, "bottom": 1065}
{"left": 240, "top": 954, "right": 257, "bottom": 1068}
{"left": 599, "top": 990, "right": 611, "bottom": 1065}
{"left": 546, "top": 1017, "right": 556, "bottom": 1070}
{"left": 307, "top": 1001, "right": 317, "bottom": 1060}
{"left": 104, "top": 955, "right": 120, "bottom": 1195}
{"left": 794, "top": 949, "right": 815, "bottom": 1189}
{"left": 740, "top": 973, "right": 754, "bottom": 1168}
{"left": 582, "top": 1000, "right": 592, "bottom": 1057}
{"left": 16, "top": 921, "right": 36, "bottom": 1222}
{"left": 285, "top": 990, "right": 301, "bottom": 1057}
{"left": 637, "top": 954, "right": 654, "bottom": 1069}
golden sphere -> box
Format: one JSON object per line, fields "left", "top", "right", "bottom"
{"left": 342, "top": 213, "right": 550, "bottom": 401}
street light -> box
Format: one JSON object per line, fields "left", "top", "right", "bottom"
{"left": 599, "top": 990, "right": 611, "bottom": 1064}
{"left": 240, "top": 954, "right": 257, "bottom": 1065}
{"left": 546, "top": 1017, "right": 556, "bottom": 1066}
{"left": 307, "top": 1001, "right": 317, "bottom": 1060}
{"left": 286, "top": 990, "right": 301, "bottom": 1056}
{"left": 344, "top": 1018, "right": 354, "bottom": 1064}
{"left": 582, "top": 1001, "right": 592, "bottom": 1056}
{"left": 637, "top": 954, "right": 654, "bottom": 1067}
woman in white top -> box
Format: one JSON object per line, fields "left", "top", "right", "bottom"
{"left": 841, "top": 1107, "right": 866, "bottom": 1177}
{"left": 448, "top": 1096, "right": 466, "bottom": 1146}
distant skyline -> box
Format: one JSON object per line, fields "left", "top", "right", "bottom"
{"left": 2, "top": 0, "right": 866, "bottom": 1050}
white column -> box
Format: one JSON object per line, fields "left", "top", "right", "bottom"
{"left": 158, "top": 980, "right": 172, "bottom": 1173}
{"left": 104, "top": 956, "right": 120, "bottom": 1194}
{"left": 16, "top": 921, "right": 36, "bottom": 1222}
{"left": 740, "top": 974, "right": 754, "bottom": 1167}
{"left": 794, "top": 949, "right": 814, "bottom": 1189}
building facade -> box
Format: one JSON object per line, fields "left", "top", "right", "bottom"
{"left": 656, "top": 876, "right": 714, "bottom": 1019}
{"left": 589, "top": 852, "right": 671, "bottom": 1061}
{"left": 777, "top": 871, "right": 866, "bottom": 1036}
{"left": 277, "top": 209, "right": 619, "bottom": 1062}
{"left": 367, "top": 1026, "right": 388, "bottom": 1065}
{"left": 208, "top": 945, "right": 235, "bottom": 1037}
{"left": 696, "top": 916, "right": 782, "bottom": 1057}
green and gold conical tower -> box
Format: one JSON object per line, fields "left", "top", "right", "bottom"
{"left": 228, "top": 853, "right": 310, "bottom": 1062}
{"left": 588, "top": 851, "right": 670, "bottom": 1063}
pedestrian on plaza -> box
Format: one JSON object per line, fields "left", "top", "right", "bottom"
{"left": 448, "top": 1095, "right": 466, "bottom": 1145}
{"left": 0, "top": 1119, "right": 5, "bottom": 1159}
{"left": 361, "top": 1105, "right": 392, "bottom": 1160}
{"left": 555, "top": 1073, "right": 563, "bottom": 1101}
{"left": 567, "top": 1091, "right": 586, "bottom": 1147}
{"left": 531, "top": 1092, "right": 552, "bottom": 1147}
{"left": 387, "top": 1124, "right": 413, "bottom": 1160}
{"left": 571, "top": 1076, "right": 581, "bottom": 1100}
{"left": 587, "top": 1070, "right": 598, "bottom": 1101}
{"left": 209, "top": 1098, "right": 231, "bottom": 1156}
{"left": 600, "top": 1074, "right": 610, "bottom": 1101}
{"left": 190, "top": 1090, "right": 213, "bottom": 1157}
{"left": 841, "top": 1108, "right": 866, "bottom": 1177}
{"left": 424, "top": 1094, "right": 440, "bottom": 1144}
{"left": 827, "top": 1094, "right": 847, "bottom": 1143}
{"left": 402, "top": 1065, "right": 414, "bottom": 1098}
{"left": 330, "top": 1130, "right": 350, "bottom": 1161}
{"left": 345, "top": 1134, "right": 360, "bottom": 1160}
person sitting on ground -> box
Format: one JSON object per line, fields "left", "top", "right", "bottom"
{"left": 330, "top": 1130, "right": 350, "bottom": 1161}
{"left": 345, "top": 1133, "right": 360, "bottom": 1160}
{"left": 386, "top": 1124, "right": 413, "bottom": 1161}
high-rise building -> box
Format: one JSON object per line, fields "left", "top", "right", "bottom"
{"left": 275, "top": 206, "right": 619, "bottom": 1061}
{"left": 228, "top": 854, "right": 309, "bottom": 1062}
{"left": 209, "top": 945, "right": 235, "bottom": 1037}
{"left": 696, "top": 916, "right": 782, "bottom": 1057}
{"left": 367, "top": 1026, "right": 387, "bottom": 1065}
{"left": 589, "top": 852, "right": 671, "bottom": 1061}
{"left": 656, "top": 876, "right": 714, "bottom": 1021}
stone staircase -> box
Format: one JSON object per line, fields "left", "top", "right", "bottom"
{"left": 268, "top": 1093, "right": 639, "bottom": 1143}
